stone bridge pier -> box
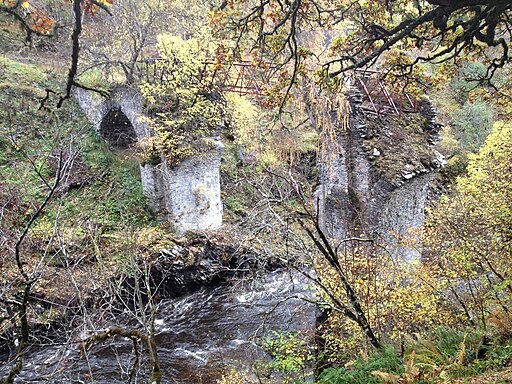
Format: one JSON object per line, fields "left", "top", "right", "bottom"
{"left": 74, "top": 87, "right": 223, "bottom": 233}
{"left": 314, "top": 89, "right": 445, "bottom": 261}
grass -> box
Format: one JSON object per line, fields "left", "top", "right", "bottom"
{"left": 0, "top": 55, "right": 48, "bottom": 88}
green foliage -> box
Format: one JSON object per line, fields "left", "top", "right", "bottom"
{"left": 403, "top": 330, "right": 475, "bottom": 380}
{"left": 416, "top": 328, "right": 476, "bottom": 362}
{"left": 434, "top": 61, "right": 496, "bottom": 181}
{"left": 259, "top": 331, "right": 313, "bottom": 383}
{"left": 451, "top": 101, "right": 493, "bottom": 152}
{"left": 57, "top": 132, "right": 153, "bottom": 230}
{"left": 224, "top": 92, "right": 319, "bottom": 171}
{"left": 0, "top": 59, "right": 69, "bottom": 227}
{"left": 217, "top": 369, "right": 253, "bottom": 384}
{"left": 139, "top": 34, "right": 222, "bottom": 166}
{"left": 437, "top": 127, "right": 470, "bottom": 182}
{"left": 370, "top": 327, "right": 512, "bottom": 383}
{"left": 224, "top": 195, "right": 243, "bottom": 214}
{"left": 0, "top": 55, "right": 55, "bottom": 145}
{"left": 317, "top": 327, "right": 512, "bottom": 384}
{"left": 437, "top": 125, "right": 460, "bottom": 159}
{"left": 474, "top": 343, "right": 512, "bottom": 373}
{"left": 425, "top": 121, "right": 512, "bottom": 325}
{"left": 317, "top": 346, "right": 402, "bottom": 384}
{"left": 225, "top": 93, "right": 259, "bottom": 147}
{"left": 449, "top": 61, "right": 487, "bottom": 104}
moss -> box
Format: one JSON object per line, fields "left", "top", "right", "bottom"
{"left": 0, "top": 54, "right": 155, "bottom": 301}
{"left": 299, "top": 130, "right": 320, "bottom": 152}
{"left": 363, "top": 113, "right": 436, "bottom": 185}
{"left": 0, "top": 55, "right": 48, "bottom": 88}
{"left": 76, "top": 68, "right": 110, "bottom": 93}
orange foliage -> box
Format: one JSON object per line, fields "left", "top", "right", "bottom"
{"left": 1, "top": 0, "right": 113, "bottom": 35}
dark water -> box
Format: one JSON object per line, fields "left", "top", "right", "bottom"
{"left": 3, "top": 271, "right": 314, "bottom": 383}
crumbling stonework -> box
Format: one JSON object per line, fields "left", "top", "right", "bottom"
{"left": 139, "top": 142, "right": 224, "bottom": 233}
{"left": 74, "top": 86, "right": 223, "bottom": 233}
{"left": 315, "top": 88, "right": 444, "bottom": 260}
{"left": 73, "top": 87, "right": 150, "bottom": 139}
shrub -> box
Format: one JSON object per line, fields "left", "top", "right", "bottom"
{"left": 449, "top": 61, "right": 487, "bottom": 104}
{"left": 451, "top": 101, "right": 493, "bottom": 152}
{"left": 317, "top": 346, "right": 402, "bottom": 384}
{"left": 424, "top": 121, "right": 512, "bottom": 326}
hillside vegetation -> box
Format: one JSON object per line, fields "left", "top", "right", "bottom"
{"left": 2, "top": 1, "right": 512, "bottom": 383}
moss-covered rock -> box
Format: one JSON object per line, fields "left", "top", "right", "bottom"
{"left": 361, "top": 113, "right": 443, "bottom": 187}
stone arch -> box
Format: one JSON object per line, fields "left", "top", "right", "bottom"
{"left": 73, "top": 86, "right": 224, "bottom": 234}
{"left": 99, "top": 108, "right": 138, "bottom": 149}
{"left": 73, "top": 87, "right": 149, "bottom": 142}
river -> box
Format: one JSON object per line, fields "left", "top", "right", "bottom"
{"left": 2, "top": 270, "right": 315, "bottom": 383}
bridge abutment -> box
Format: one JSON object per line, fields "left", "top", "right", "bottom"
{"left": 74, "top": 86, "right": 223, "bottom": 233}
{"left": 313, "top": 88, "right": 444, "bottom": 261}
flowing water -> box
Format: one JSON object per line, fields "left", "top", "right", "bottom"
{"left": 2, "top": 271, "right": 315, "bottom": 383}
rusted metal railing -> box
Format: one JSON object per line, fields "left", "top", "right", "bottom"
{"left": 135, "top": 59, "right": 419, "bottom": 114}
{"left": 353, "top": 69, "right": 419, "bottom": 114}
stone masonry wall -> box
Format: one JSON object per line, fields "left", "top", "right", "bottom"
{"left": 74, "top": 86, "right": 223, "bottom": 234}
{"left": 140, "top": 143, "right": 224, "bottom": 233}
{"left": 315, "top": 89, "right": 444, "bottom": 260}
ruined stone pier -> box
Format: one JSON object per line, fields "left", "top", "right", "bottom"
{"left": 314, "top": 89, "right": 444, "bottom": 260}
{"left": 74, "top": 86, "right": 223, "bottom": 234}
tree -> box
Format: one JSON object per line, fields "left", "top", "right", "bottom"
{"left": 216, "top": 0, "right": 512, "bottom": 97}
{"left": 1, "top": 0, "right": 113, "bottom": 106}
{"left": 294, "top": 205, "right": 456, "bottom": 361}
{"left": 0, "top": 90, "right": 80, "bottom": 383}
{"left": 80, "top": 247, "right": 163, "bottom": 384}
{"left": 137, "top": 34, "right": 223, "bottom": 165}
{"left": 80, "top": 0, "right": 214, "bottom": 84}
{"left": 82, "top": 0, "right": 168, "bottom": 84}
{"left": 0, "top": 53, "right": 163, "bottom": 382}
{"left": 1, "top": 155, "right": 69, "bottom": 384}
{"left": 424, "top": 121, "right": 512, "bottom": 325}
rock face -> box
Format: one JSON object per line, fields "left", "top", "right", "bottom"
{"left": 315, "top": 88, "right": 444, "bottom": 260}
{"left": 74, "top": 86, "right": 223, "bottom": 233}
{"left": 142, "top": 233, "right": 273, "bottom": 298}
